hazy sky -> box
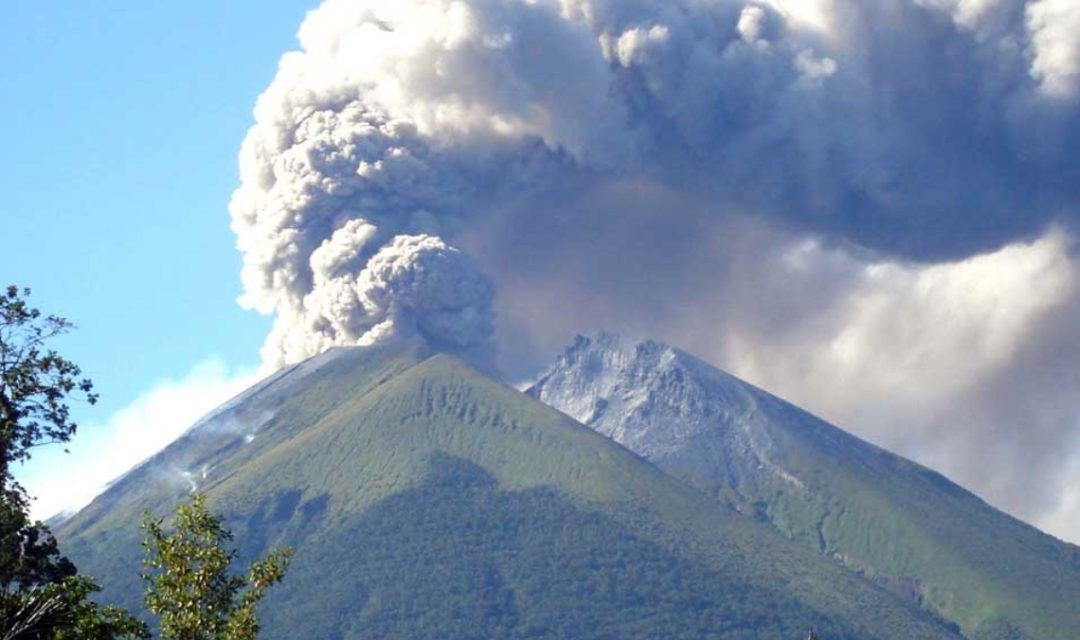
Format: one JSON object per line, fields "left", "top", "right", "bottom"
{"left": 6, "top": 0, "right": 1079, "bottom": 545}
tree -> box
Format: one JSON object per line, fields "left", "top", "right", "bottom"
{"left": 0, "top": 285, "right": 96, "bottom": 494}
{"left": 142, "top": 495, "right": 292, "bottom": 640}
{"left": 0, "top": 576, "right": 150, "bottom": 640}
{"left": 0, "top": 285, "right": 95, "bottom": 592}
{"left": 0, "top": 285, "right": 147, "bottom": 639}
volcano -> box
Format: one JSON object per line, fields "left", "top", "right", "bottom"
{"left": 56, "top": 341, "right": 965, "bottom": 640}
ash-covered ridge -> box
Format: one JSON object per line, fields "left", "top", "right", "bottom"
{"left": 528, "top": 332, "right": 805, "bottom": 500}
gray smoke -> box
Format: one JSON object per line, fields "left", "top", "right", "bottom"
{"left": 233, "top": 0, "right": 1080, "bottom": 541}
{"left": 233, "top": 0, "right": 1080, "bottom": 366}
{"left": 260, "top": 230, "right": 495, "bottom": 367}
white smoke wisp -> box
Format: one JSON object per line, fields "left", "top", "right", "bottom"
{"left": 21, "top": 358, "right": 260, "bottom": 520}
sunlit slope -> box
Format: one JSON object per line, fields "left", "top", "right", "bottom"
{"left": 529, "top": 333, "right": 1080, "bottom": 640}
{"left": 59, "top": 347, "right": 959, "bottom": 640}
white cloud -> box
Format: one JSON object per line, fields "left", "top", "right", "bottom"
{"left": 21, "top": 358, "right": 260, "bottom": 521}
{"left": 729, "top": 229, "right": 1076, "bottom": 416}
{"left": 1027, "top": 0, "right": 1080, "bottom": 100}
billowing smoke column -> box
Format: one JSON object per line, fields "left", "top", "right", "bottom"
{"left": 231, "top": 99, "right": 503, "bottom": 367}
{"left": 232, "top": 0, "right": 1080, "bottom": 368}
{"left": 262, "top": 228, "right": 495, "bottom": 367}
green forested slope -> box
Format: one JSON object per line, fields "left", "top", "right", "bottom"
{"left": 58, "top": 346, "right": 960, "bottom": 639}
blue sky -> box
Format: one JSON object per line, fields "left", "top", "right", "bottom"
{"left": 2, "top": 2, "right": 315, "bottom": 505}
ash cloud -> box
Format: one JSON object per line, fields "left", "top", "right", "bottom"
{"left": 234, "top": 0, "right": 1080, "bottom": 367}
{"left": 233, "top": 0, "right": 1080, "bottom": 540}
{"left": 261, "top": 231, "right": 495, "bottom": 368}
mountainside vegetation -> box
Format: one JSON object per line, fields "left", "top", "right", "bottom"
{"left": 57, "top": 345, "right": 961, "bottom": 640}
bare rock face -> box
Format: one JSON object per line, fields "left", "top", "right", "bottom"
{"left": 527, "top": 332, "right": 809, "bottom": 510}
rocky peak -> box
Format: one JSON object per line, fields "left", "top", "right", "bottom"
{"left": 527, "top": 332, "right": 768, "bottom": 462}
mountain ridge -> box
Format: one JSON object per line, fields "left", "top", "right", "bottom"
{"left": 527, "top": 331, "right": 1080, "bottom": 640}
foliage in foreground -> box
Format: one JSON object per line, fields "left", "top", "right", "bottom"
{"left": 0, "top": 576, "right": 150, "bottom": 640}
{"left": 1, "top": 285, "right": 147, "bottom": 639}
{"left": 1, "top": 285, "right": 89, "bottom": 595}
{"left": 142, "top": 495, "right": 292, "bottom": 640}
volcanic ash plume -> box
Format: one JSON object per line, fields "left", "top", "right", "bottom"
{"left": 230, "top": 94, "right": 500, "bottom": 367}
{"left": 232, "top": 0, "right": 1080, "bottom": 370}
{"left": 261, "top": 231, "right": 495, "bottom": 369}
